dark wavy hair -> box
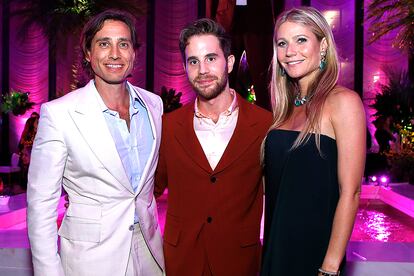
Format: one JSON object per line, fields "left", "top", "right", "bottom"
{"left": 80, "top": 9, "right": 140, "bottom": 77}
{"left": 179, "top": 18, "right": 231, "bottom": 62}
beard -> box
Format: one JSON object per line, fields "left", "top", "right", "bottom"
{"left": 190, "top": 71, "right": 228, "bottom": 101}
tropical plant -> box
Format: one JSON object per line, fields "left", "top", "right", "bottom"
{"left": 160, "top": 86, "right": 183, "bottom": 113}
{"left": 366, "top": 0, "right": 414, "bottom": 81}
{"left": 366, "top": 0, "right": 414, "bottom": 52}
{"left": 12, "top": 0, "right": 146, "bottom": 40}
{"left": 370, "top": 68, "right": 413, "bottom": 131}
{"left": 370, "top": 68, "right": 414, "bottom": 155}
{"left": 0, "top": 90, "right": 35, "bottom": 116}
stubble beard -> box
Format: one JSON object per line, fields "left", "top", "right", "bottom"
{"left": 191, "top": 72, "right": 228, "bottom": 101}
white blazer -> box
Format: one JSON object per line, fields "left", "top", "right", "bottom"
{"left": 27, "top": 80, "right": 165, "bottom": 276}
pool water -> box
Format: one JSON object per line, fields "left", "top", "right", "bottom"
{"left": 351, "top": 199, "right": 414, "bottom": 242}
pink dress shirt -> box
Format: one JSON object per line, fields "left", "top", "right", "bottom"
{"left": 193, "top": 90, "right": 239, "bottom": 170}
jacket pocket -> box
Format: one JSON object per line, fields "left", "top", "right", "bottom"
{"left": 58, "top": 202, "right": 102, "bottom": 243}
{"left": 58, "top": 218, "right": 101, "bottom": 243}
{"left": 66, "top": 202, "right": 102, "bottom": 220}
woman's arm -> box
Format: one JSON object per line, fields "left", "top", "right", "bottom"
{"left": 320, "top": 88, "right": 366, "bottom": 274}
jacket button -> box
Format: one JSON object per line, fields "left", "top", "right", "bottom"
{"left": 129, "top": 225, "right": 134, "bottom": 231}
{"left": 207, "top": 217, "right": 212, "bottom": 223}
{"left": 210, "top": 176, "right": 216, "bottom": 183}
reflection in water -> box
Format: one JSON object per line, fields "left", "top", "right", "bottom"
{"left": 360, "top": 210, "right": 390, "bottom": 241}
{"left": 351, "top": 199, "right": 414, "bottom": 242}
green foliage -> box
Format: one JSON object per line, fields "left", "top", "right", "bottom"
{"left": 246, "top": 85, "right": 256, "bottom": 104}
{"left": 160, "top": 87, "right": 182, "bottom": 113}
{"left": 398, "top": 122, "right": 414, "bottom": 151}
{"left": 0, "top": 90, "right": 35, "bottom": 116}
{"left": 54, "top": 0, "right": 92, "bottom": 15}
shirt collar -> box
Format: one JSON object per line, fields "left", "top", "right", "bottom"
{"left": 194, "top": 88, "right": 238, "bottom": 118}
{"left": 93, "top": 81, "right": 146, "bottom": 115}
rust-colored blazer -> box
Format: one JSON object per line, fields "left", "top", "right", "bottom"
{"left": 155, "top": 95, "right": 272, "bottom": 276}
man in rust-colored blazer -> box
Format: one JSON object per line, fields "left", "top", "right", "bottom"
{"left": 155, "top": 18, "right": 272, "bottom": 276}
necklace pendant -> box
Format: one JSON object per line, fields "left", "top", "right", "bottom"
{"left": 294, "top": 91, "right": 310, "bottom": 107}
{"left": 294, "top": 97, "right": 307, "bottom": 107}
{"left": 294, "top": 98, "right": 302, "bottom": 106}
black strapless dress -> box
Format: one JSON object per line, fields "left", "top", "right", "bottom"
{"left": 261, "top": 129, "right": 343, "bottom": 275}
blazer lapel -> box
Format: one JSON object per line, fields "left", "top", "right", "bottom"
{"left": 174, "top": 105, "right": 212, "bottom": 173}
{"left": 69, "top": 81, "right": 133, "bottom": 193}
{"left": 214, "top": 95, "right": 261, "bottom": 173}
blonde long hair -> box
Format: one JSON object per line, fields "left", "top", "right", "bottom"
{"left": 265, "top": 7, "right": 339, "bottom": 158}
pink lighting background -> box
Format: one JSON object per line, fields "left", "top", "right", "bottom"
{"left": 8, "top": 3, "right": 48, "bottom": 153}
{"left": 3, "top": 0, "right": 409, "bottom": 156}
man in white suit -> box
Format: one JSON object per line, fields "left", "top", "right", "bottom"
{"left": 27, "top": 10, "right": 164, "bottom": 276}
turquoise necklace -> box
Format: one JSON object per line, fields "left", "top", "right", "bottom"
{"left": 294, "top": 92, "right": 313, "bottom": 107}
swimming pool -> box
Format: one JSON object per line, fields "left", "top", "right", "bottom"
{"left": 351, "top": 198, "right": 414, "bottom": 242}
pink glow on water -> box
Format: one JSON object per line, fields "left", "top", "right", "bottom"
{"left": 351, "top": 199, "right": 414, "bottom": 242}
{"left": 363, "top": 210, "right": 390, "bottom": 241}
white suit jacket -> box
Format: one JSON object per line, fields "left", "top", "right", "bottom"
{"left": 27, "top": 80, "right": 165, "bottom": 276}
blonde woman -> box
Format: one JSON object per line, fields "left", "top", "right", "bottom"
{"left": 261, "top": 7, "right": 365, "bottom": 276}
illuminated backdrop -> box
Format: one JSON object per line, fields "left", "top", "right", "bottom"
{"left": 1, "top": 0, "right": 409, "bottom": 154}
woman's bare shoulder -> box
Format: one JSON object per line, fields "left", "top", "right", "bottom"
{"left": 325, "top": 85, "right": 365, "bottom": 127}
{"left": 326, "top": 86, "right": 362, "bottom": 114}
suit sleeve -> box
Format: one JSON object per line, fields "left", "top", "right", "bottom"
{"left": 154, "top": 115, "right": 168, "bottom": 198}
{"left": 27, "top": 103, "right": 66, "bottom": 276}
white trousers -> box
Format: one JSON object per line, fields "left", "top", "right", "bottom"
{"left": 126, "top": 223, "right": 163, "bottom": 276}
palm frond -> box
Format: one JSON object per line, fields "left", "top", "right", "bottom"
{"left": 11, "top": 0, "right": 147, "bottom": 41}
{"left": 366, "top": 0, "right": 414, "bottom": 53}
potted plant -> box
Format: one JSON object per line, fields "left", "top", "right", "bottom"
{"left": 0, "top": 90, "right": 35, "bottom": 116}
